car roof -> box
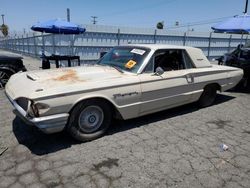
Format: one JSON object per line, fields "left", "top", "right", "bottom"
{"left": 126, "top": 44, "right": 196, "bottom": 51}
{"left": 125, "top": 43, "right": 212, "bottom": 68}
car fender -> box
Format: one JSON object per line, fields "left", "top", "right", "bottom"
{"left": 70, "top": 93, "right": 120, "bottom": 111}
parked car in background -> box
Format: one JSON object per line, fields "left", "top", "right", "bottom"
{"left": 0, "top": 52, "right": 26, "bottom": 89}
{"left": 5, "top": 44, "right": 243, "bottom": 141}
{"left": 217, "top": 45, "right": 250, "bottom": 88}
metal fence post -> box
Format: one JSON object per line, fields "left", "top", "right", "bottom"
{"left": 33, "top": 33, "right": 38, "bottom": 57}
{"left": 71, "top": 34, "right": 74, "bottom": 55}
{"left": 240, "top": 33, "right": 243, "bottom": 44}
{"left": 16, "top": 37, "right": 18, "bottom": 52}
{"left": 11, "top": 38, "right": 13, "bottom": 51}
{"left": 245, "top": 35, "right": 248, "bottom": 45}
{"left": 154, "top": 29, "right": 157, "bottom": 44}
{"left": 8, "top": 37, "right": 13, "bottom": 51}
{"left": 42, "top": 32, "right": 45, "bottom": 55}
{"left": 14, "top": 36, "right": 16, "bottom": 52}
{"left": 52, "top": 34, "right": 56, "bottom": 55}
{"left": 207, "top": 32, "right": 212, "bottom": 58}
{"left": 228, "top": 34, "right": 232, "bottom": 52}
{"left": 10, "top": 37, "right": 12, "bottom": 51}
{"left": 22, "top": 35, "right": 25, "bottom": 54}
{"left": 27, "top": 34, "right": 30, "bottom": 55}
{"left": 117, "top": 28, "right": 120, "bottom": 46}
{"left": 5, "top": 39, "right": 7, "bottom": 50}
{"left": 183, "top": 32, "right": 187, "bottom": 46}
{"left": 2, "top": 38, "right": 5, "bottom": 49}
{"left": 17, "top": 36, "right": 20, "bottom": 52}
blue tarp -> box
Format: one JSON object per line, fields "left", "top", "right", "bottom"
{"left": 31, "top": 19, "right": 86, "bottom": 34}
{"left": 212, "top": 14, "right": 250, "bottom": 34}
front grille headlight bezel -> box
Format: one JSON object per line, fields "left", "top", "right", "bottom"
{"left": 15, "top": 97, "right": 30, "bottom": 111}
{"left": 28, "top": 101, "right": 39, "bottom": 118}
{"left": 15, "top": 97, "right": 39, "bottom": 118}
{"left": 15, "top": 98, "right": 50, "bottom": 118}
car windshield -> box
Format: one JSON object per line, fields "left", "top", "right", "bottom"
{"left": 97, "top": 46, "right": 150, "bottom": 73}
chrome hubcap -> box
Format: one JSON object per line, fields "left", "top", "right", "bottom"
{"left": 78, "top": 105, "right": 104, "bottom": 133}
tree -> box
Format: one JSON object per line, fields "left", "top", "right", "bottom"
{"left": 1, "top": 24, "right": 9, "bottom": 37}
{"left": 156, "top": 21, "right": 164, "bottom": 29}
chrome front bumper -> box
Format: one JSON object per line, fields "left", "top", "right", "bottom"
{"left": 6, "top": 92, "right": 69, "bottom": 134}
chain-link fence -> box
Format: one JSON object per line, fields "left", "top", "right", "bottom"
{"left": 0, "top": 24, "right": 248, "bottom": 63}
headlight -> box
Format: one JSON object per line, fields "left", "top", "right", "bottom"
{"left": 27, "top": 101, "right": 39, "bottom": 118}
{"left": 28, "top": 102, "right": 50, "bottom": 117}
{"left": 16, "top": 97, "right": 38, "bottom": 117}
{"left": 34, "top": 103, "right": 50, "bottom": 115}
{"left": 16, "top": 98, "right": 50, "bottom": 118}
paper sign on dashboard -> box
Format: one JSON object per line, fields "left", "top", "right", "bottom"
{"left": 125, "top": 60, "right": 137, "bottom": 69}
{"left": 130, "top": 49, "right": 145, "bottom": 55}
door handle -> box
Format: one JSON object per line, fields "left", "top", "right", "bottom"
{"left": 186, "top": 74, "right": 194, "bottom": 83}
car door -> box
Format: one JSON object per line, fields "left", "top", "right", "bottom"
{"left": 138, "top": 49, "right": 195, "bottom": 116}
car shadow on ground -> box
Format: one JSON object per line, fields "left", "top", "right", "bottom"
{"left": 12, "top": 93, "right": 235, "bottom": 156}
{"left": 228, "top": 86, "right": 250, "bottom": 94}
{"left": 107, "top": 93, "right": 235, "bottom": 135}
{"left": 12, "top": 117, "right": 80, "bottom": 155}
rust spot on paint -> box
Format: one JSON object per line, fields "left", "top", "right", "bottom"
{"left": 52, "top": 69, "right": 82, "bottom": 82}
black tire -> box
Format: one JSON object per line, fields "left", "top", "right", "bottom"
{"left": 67, "top": 99, "right": 113, "bottom": 141}
{"left": 198, "top": 85, "right": 217, "bottom": 107}
{"left": 0, "top": 69, "right": 15, "bottom": 89}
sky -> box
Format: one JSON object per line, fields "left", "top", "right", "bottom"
{"left": 0, "top": 0, "right": 248, "bottom": 34}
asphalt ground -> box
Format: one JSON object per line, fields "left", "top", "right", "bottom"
{"left": 0, "top": 51, "right": 250, "bottom": 188}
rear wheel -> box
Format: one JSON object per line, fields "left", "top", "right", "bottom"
{"left": 198, "top": 85, "right": 217, "bottom": 107}
{"left": 0, "top": 69, "right": 14, "bottom": 89}
{"left": 67, "top": 100, "right": 113, "bottom": 141}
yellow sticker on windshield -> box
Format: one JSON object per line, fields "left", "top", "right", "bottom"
{"left": 125, "top": 60, "right": 137, "bottom": 69}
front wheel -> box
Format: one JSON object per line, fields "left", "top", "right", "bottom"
{"left": 67, "top": 100, "right": 113, "bottom": 141}
{"left": 198, "top": 85, "right": 217, "bottom": 107}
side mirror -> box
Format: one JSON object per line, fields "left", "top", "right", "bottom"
{"left": 154, "top": 67, "right": 164, "bottom": 76}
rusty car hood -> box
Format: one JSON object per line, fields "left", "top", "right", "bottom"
{"left": 5, "top": 65, "right": 135, "bottom": 100}
{"left": 25, "top": 65, "right": 122, "bottom": 82}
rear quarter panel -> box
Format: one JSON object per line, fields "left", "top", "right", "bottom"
{"left": 190, "top": 65, "right": 243, "bottom": 101}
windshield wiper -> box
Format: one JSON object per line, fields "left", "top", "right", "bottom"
{"left": 108, "top": 64, "right": 124, "bottom": 73}
{"left": 98, "top": 63, "right": 124, "bottom": 73}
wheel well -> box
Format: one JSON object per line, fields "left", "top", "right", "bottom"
{"left": 204, "top": 83, "right": 221, "bottom": 92}
{"left": 69, "top": 97, "right": 123, "bottom": 120}
{"left": 0, "top": 66, "right": 16, "bottom": 74}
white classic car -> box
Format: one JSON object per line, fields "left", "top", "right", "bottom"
{"left": 5, "top": 44, "right": 243, "bottom": 141}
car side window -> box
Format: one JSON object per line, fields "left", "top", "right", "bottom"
{"left": 153, "top": 49, "right": 187, "bottom": 72}
{"left": 182, "top": 50, "right": 194, "bottom": 69}
{"left": 143, "top": 57, "right": 154, "bottom": 73}
{"left": 232, "top": 49, "right": 240, "bottom": 57}
{"left": 239, "top": 50, "right": 250, "bottom": 59}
